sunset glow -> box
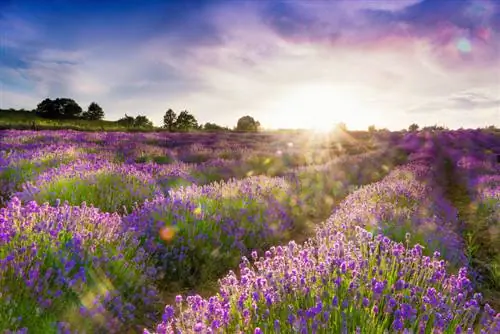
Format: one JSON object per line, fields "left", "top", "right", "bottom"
{"left": 1, "top": 0, "right": 499, "bottom": 129}
{"left": 266, "top": 84, "right": 378, "bottom": 130}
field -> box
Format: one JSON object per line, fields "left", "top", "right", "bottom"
{"left": 0, "top": 129, "right": 499, "bottom": 333}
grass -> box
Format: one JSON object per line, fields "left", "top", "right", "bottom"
{"left": 443, "top": 158, "right": 500, "bottom": 309}
{"left": 0, "top": 155, "right": 76, "bottom": 204}
{"left": 0, "top": 110, "right": 150, "bottom": 132}
{"left": 135, "top": 155, "right": 174, "bottom": 164}
{"left": 32, "top": 172, "right": 160, "bottom": 213}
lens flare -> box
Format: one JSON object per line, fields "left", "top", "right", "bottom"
{"left": 159, "top": 226, "right": 176, "bottom": 242}
{"left": 456, "top": 38, "right": 472, "bottom": 53}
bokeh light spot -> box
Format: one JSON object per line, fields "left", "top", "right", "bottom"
{"left": 193, "top": 206, "right": 202, "bottom": 217}
{"left": 456, "top": 38, "right": 472, "bottom": 53}
{"left": 159, "top": 226, "right": 176, "bottom": 242}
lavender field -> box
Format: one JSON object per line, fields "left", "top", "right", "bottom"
{"left": 0, "top": 129, "right": 499, "bottom": 333}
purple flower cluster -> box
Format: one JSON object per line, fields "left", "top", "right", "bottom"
{"left": 13, "top": 158, "right": 162, "bottom": 213}
{"left": 0, "top": 197, "right": 161, "bottom": 332}
{"left": 324, "top": 159, "right": 467, "bottom": 267}
{"left": 148, "top": 226, "right": 498, "bottom": 333}
{"left": 124, "top": 176, "right": 295, "bottom": 286}
{"left": 0, "top": 144, "right": 80, "bottom": 204}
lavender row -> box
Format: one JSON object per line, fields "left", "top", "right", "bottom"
{"left": 147, "top": 134, "right": 498, "bottom": 333}
{"left": 440, "top": 130, "right": 500, "bottom": 308}
{"left": 123, "top": 147, "right": 406, "bottom": 291}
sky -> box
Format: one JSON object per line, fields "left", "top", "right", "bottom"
{"left": 1, "top": 0, "right": 499, "bottom": 130}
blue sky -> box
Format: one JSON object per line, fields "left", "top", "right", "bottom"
{"left": 1, "top": 0, "right": 499, "bottom": 129}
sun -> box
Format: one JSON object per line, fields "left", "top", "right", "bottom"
{"left": 265, "top": 83, "right": 374, "bottom": 130}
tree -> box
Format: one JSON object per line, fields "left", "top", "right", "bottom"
{"left": 36, "top": 98, "right": 83, "bottom": 119}
{"left": 368, "top": 125, "right": 376, "bottom": 133}
{"left": 204, "top": 122, "right": 229, "bottom": 132}
{"left": 82, "top": 102, "right": 105, "bottom": 120}
{"left": 236, "top": 115, "right": 260, "bottom": 132}
{"left": 163, "top": 109, "right": 177, "bottom": 131}
{"left": 408, "top": 123, "right": 419, "bottom": 132}
{"left": 117, "top": 114, "right": 135, "bottom": 127}
{"left": 175, "top": 110, "right": 198, "bottom": 131}
{"left": 134, "top": 115, "right": 154, "bottom": 128}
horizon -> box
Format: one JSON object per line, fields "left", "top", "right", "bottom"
{"left": 1, "top": 0, "right": 499, "bottom": 130}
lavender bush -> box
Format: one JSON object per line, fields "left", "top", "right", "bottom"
{"left": 0, "top": 198, "right": 161, "bottom": 332}
{"left": 147, "top": 228, "right": 499, "bottom": 333}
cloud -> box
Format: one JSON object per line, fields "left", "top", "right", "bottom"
{"left": 258, "top": 0, "right": 500, "bottom": 68}
{"left": 409, "top": 91, "right": 500, "bottom": 114}
{"left": 0, "top": 0, "right": 499, "bottom": 129}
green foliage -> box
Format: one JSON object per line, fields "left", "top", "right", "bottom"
{"left": 116, "top": 114, "right": 136, "bottom": 127}
{"left": 0, "top": 111, "right": 133, "bottom": 131}
{"left": 236, "top": 115, "right": 260, "bottom": 132}
{"left": 163, "top": 109, "right": 177, "bottom": 131}
{"left": 422, "top": 125, "right": 446, "bottom": 132}
{"left": 408, "top": 123, "right": 419, "bottom": 132}
{"left": 134, "top": 115, "right": 154, "bottom": 128}
{"left": 0, "top": 155, "right": 77, "bottom": 204}
{"left": 81, "top": 102, "right": 104, "bottom": 120}
{"left": 116, "top": 114, "right": 154, "bottom": 128}
{"left": 36, "top": 98, "right": 83, "bottom": 119}
{"left": 156, "top": 176, "right": 193, "bottom": 193}
{"left": 147, "top": 191, "right": 290, "bottom": 288}
{"left": 135, "top": 154, "right": 174, "bottom": 164}
{"left": 203, "top": 122, "right": 229, "bottom": 132}
{"left": 175, "top": 110, "right": 198, "bottom": 131}
{"left": 1, "top": 161, "right": 48, "bottom": 194}
{"left": 33, "top": 172, "right": 159, "bottom": 213}
{"left": 179, "top": 152, "right": 210, "bottom": 164}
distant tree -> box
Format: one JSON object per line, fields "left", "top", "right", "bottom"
{"left": 116, "top": 114, "right": 136, "bottom": 127}
{"left": 134, "top": 115, "right": 154, "bottom": 128}
{"left": 163, "top": 109, "right": 177, "bottom": 131}
{"left": 422, "top": 125, "right": 445, "bottom": 132}
{"left": 236, "top": 115, "right": 260, "bottom": 132}
{"left": 175, "top": 110, "right": 198, "bottom": 131}
{"left": 408, "top": 123, "right": 419, "bottom": 132}
{"left": 36, "top": 98, "right": 83, "bottom": 119}
{"left": 204, "top": 122, "right": 229, "bottom": 132}
{"left": 368, "top": 125, "right": 376, "bottom": 133}
{"left": 82, "top": 102, "right": 105, "bottom": 120}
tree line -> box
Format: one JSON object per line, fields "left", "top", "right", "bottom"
{"left": 8, "top": 97, "right": 262, "bottom": 132}
{"left": 36, "top": 98, "right": 105, "bottom": 120}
